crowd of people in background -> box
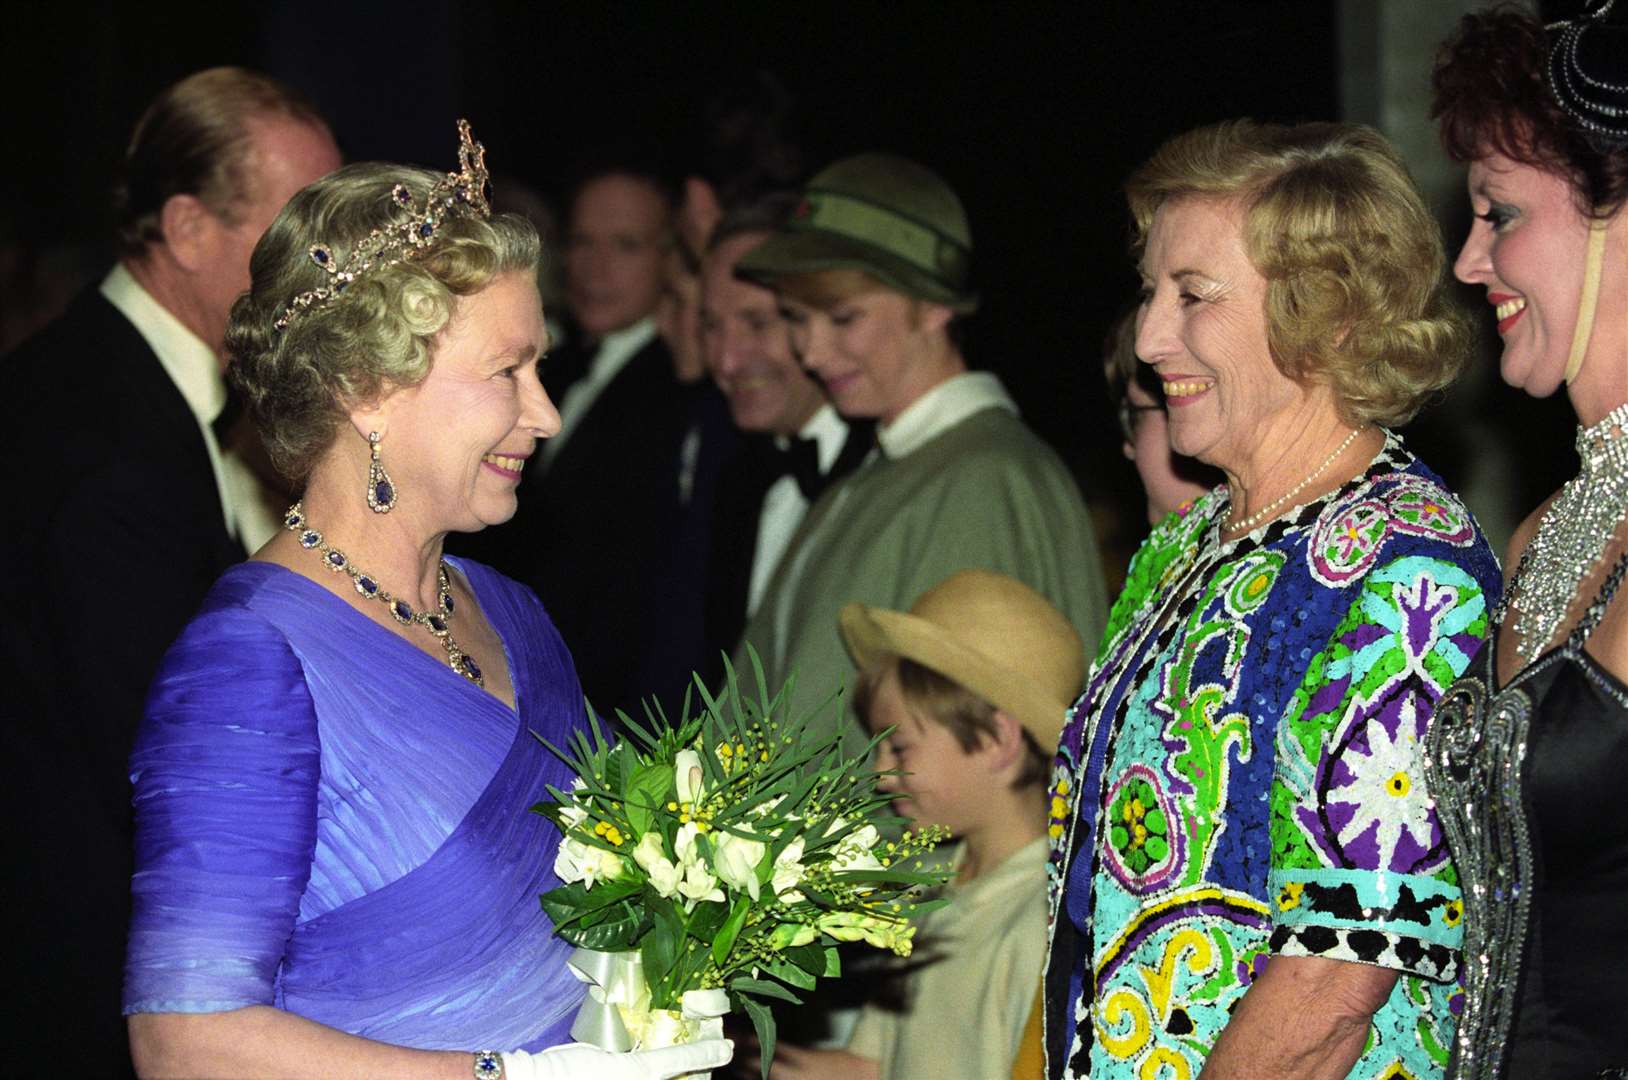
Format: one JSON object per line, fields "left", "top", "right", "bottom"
{"left": 1, "top": 1, "right": 1624, "bottom": 1077}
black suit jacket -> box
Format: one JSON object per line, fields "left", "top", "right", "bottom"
{"left": 0, "top": 284, "right": 242, "bottom": 1075}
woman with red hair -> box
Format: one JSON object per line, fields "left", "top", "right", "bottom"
{"left": 1425, "top": 3, "right": 1628, "bottom": 1076}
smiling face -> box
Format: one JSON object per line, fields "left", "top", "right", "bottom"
{"left": 778, "top": 282, "right": 952, "bottom": 424}
{"left": 1123, "top": 378, "right": 1218, "bottom": 523}
{"left": 701, "top": 232, "right": 826, "bottom": 435}
{"left": 1134, "top": 196, "right": 1312, "bottom": 476}
{"left": 1453, "top": 151, "right": 1599, "bottom": 399}
{"left": 371, "top": 271, "right": 559, "bottom": 533}
{"left": 864, "top": 667, "right": 981, "bottom": 836}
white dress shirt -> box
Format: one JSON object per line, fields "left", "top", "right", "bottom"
{"left": 748, "top": 403, "right": 850, "bottom": 617}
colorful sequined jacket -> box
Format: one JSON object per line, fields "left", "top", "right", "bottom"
{"left": 1040, "top": 434, "right": 1502, "bottom": 1080}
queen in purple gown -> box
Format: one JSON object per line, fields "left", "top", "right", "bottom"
{"left": 123, "top": 124, "right": 730, "bottom": 1080}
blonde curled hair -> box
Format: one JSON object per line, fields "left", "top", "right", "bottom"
{"left": 1126, "top": 120, "right": 1472, "bottom": 427}
{"left": 226, "top": 162, "right": 541, "bottom": 483}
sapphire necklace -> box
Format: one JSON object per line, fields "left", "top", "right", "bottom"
{"left": 283, "top": 503, "right": 484, "bottom": 686}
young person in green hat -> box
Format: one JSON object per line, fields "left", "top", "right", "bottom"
{"left": 729, "top": 153, "right": 1106, "bottom": 755}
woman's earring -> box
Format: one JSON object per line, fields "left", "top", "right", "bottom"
{"left": 366, "top": 431, "right": 397, "bottom": 513}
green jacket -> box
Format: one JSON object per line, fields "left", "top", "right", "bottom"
{"left": 735, "top": 404, "right": 1107, "bottom": 755}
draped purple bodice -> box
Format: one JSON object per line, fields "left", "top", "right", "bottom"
{"left": 125, "top": 558, "right": 586, "bottom": 1050}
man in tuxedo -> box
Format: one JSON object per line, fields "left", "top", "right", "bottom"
{"left": 699, "top": 196, "right": 872, "bottom": 680}
{"left": 0, "top": 68, "right": 339, "bottom": 1073}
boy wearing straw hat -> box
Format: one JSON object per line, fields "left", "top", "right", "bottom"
{"left": 767, "top": 569, "right": 1083, "bottom": 1080}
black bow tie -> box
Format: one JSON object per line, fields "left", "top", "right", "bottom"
{"left": 768, "top": 437, "right": 826, "bottom": 501}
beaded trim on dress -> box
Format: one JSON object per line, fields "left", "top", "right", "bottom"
{"left": 1503, "top": 401, "right": 1628, "bottom": 665}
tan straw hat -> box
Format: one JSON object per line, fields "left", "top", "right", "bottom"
{"left": 839, "top": 569, "right": 1084, "bottom": 752}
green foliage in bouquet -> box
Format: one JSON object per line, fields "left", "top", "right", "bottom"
{"left": 532, "top": 651, "right": 949, "bottom": 1078}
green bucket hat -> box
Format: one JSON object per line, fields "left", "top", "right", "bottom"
{"left": 735, "top": 152, "right": 978, "bottom": 313}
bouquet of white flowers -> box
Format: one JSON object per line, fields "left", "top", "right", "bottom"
{"left": 533, "top": 657, "right": 948, "bottom": 1078}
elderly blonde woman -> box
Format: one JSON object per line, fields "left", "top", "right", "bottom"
{"left": 122, "top": 124, "right": 729, "bottom": 1080}
{"left": 1040, "top": 121, "right": 1502, "bottom": 1080}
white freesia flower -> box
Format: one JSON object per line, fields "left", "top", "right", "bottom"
{"left": 713, "top": 831, "right": 768, "bottom": 900}
{"left": 675, "top": 856, "right": 725, "bottom": 908}
{"left": 633, "top": 832, "right": 683, "bottom": 898}
{"left": 554, "top": 836, "right": 625, "bottom": 889}
{"left": 673, "top": 821, "right": 704, "bottom": 863}
{"left": 771, "top": 837, "right": 808, "bottom": 903}
{"left": 674, "top": 749, "right": 705, "bottom": 806}
{"left": 558, "top": 777, "right": 589, "bottom": 830}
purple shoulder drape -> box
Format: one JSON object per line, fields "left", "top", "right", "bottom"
{"left": 126, "top": 558, "right": 585, "bottom": 1050}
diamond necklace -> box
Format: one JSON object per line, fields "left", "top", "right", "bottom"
{"left": 1226, "top": 425, "right": 1369, "bottom": 533}
{"left": 282, "top": 503, "right": 485, "bottom": 686}
{"left": 1504, "top": 401, "right": 1628, "bottom": 664}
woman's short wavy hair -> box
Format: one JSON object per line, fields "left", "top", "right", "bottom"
{"left": 1126, "top": 120, "right": 1472, "bottom": 427}
{"left": 226, "top": 162, "right": 541, "bottom": 483}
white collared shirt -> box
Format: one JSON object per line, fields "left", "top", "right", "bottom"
{"left": 748, "top": 404, "right": 850, "bottom": 617}
{"left": 876, "top": 370, "right": 1017, "bottom": 459}
{"left": 766, "top": 370, "right": 1017, "bottom": 662}
{"left": 101, "top": 264, "right": 235, "bottom": 539}
{"left": 544, "top": 317, "right": 659, "bottom": 465}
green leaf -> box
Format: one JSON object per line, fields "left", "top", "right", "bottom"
{"left": 558, "top": 899, "right": 647, "bottom": 951}
{"left": 786, "top": 943, "right": 840, "bottom": 978}
{"left": 623, "top": 759, "right": 673, "bottom": 835}
{"left": 764, "top": 958, "right": 816, "bottom": 990}
{"left": 641, "top": 899, "right": 685, "bottom": 1008}
{"left": 738, "top": 991, "right": 776, "bottom": 1080}
{"left": 686, "top": 896, "right": 728, "bottom": 943}
{"left": 729, "top": 976, "right": 802, "bottom": 1004}
{"left": 538, "top": 876, "right": 641, "bottom": 927}
{"left": 711, "top": 892, "right": 751, "bottom": 966}
{"left": 831, "top": 868, "right": 948, "bottom": 886}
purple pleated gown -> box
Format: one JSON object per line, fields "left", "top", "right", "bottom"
{"left": 124, "top": 558, "right": 586, "bottom": 1050}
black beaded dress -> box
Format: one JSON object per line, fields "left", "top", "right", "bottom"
{"left": 1427, "top": 556, "right": 1628, "bottom": 1080}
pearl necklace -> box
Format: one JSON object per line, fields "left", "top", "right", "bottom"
{"left": 282, "top": 503, "right": 485, "bottom": 686}
{"left": 1226, "top": 426, "right": 1369, "bottom": 533}
{"left": 1503, "top": 401, "right": 1628, "bottom": 664}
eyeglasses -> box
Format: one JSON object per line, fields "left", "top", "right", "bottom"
{"left": 1117, "top": 401, "right": 1165, "bottom": 441}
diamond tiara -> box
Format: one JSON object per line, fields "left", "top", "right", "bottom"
{"left": 272, "top": 118, "right": 493, "bottom": 332}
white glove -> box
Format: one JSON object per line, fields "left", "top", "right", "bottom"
{"left": 500, "top": 1038, "right": 734, "bottom": 1080}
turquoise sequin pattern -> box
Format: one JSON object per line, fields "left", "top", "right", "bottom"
{"left": 1045, "top": 436, "right": 1501, "bottom": 1080}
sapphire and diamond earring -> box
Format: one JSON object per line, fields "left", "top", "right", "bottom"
{"left": 367, "top": 431, "right": 397, "bottom": 513}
